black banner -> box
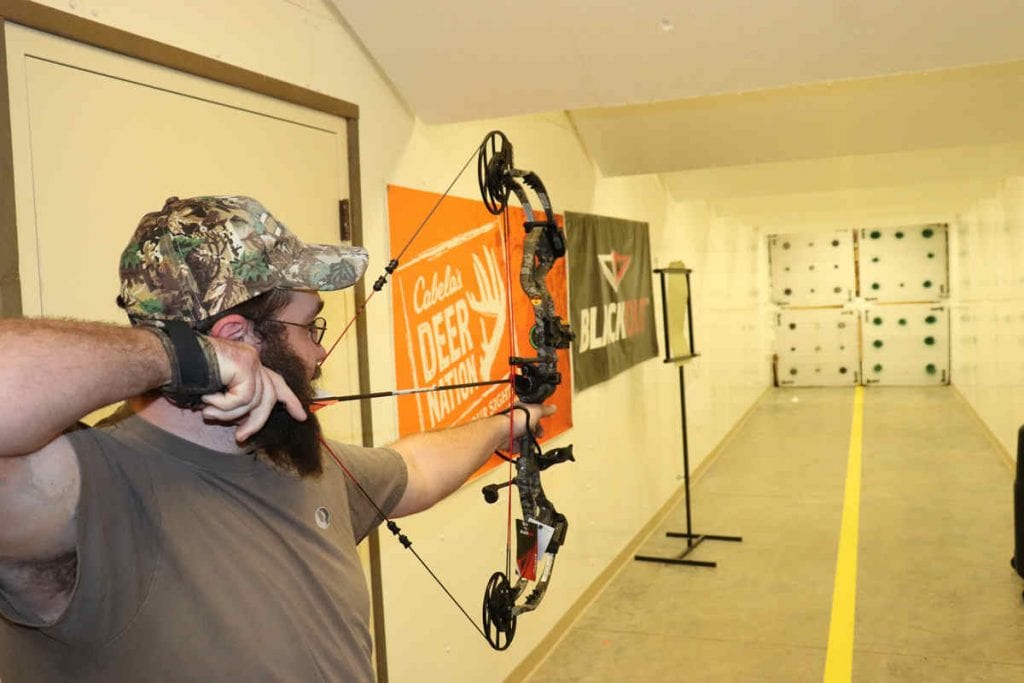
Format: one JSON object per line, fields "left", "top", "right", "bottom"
{"left": 566, "top": 212, "right": 657, "bottom": 392}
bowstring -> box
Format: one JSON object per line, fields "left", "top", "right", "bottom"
{"left": 501, "top": 203, "right": 518, "bottom": 583}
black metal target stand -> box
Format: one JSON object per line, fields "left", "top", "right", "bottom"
{"left": 634, "top": 266, "right": 743, "bottom": 568}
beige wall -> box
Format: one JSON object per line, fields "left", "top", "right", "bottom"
{"left": 951, "top": 177, "right": 1024, "bottom": 459}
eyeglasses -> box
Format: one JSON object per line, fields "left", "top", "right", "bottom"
{"left": 267, "top": 316, "right": 328, "bottom": 344}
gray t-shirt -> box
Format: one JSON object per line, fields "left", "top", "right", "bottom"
{"left": 0, "top": 410, "right": 407, "bottom": 682}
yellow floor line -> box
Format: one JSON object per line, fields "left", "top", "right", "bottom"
{"left": 823, "top": 386, "right": 864, "bottom": 682}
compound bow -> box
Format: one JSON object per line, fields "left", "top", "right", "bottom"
{"left": 319, "top": 130, "right": 575, "bottom": 651}
{"left": 475, "top": 130, "right": 575, "bottom": 649}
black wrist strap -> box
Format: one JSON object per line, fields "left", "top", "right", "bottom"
{"left": 162, "top": 320, "right": 211, "bottom": 392}
{"left": 139, "top": 319, "right": 223, "bottom": 408}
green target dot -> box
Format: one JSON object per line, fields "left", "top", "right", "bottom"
{"left": 871, "top": 282, "right": 880, "bottom": 290}
{"left": 923, "top": 228, "right": 934, "bottom": 238}
{"left": 927, "top": 252, "right": 935, "bottom": 259}
{"left": 899, "top": 318, "right": 907, "bottom": 326}
{"left": 895, "top": 231, "right": 905, "bottom": 239}
{"left": 873, "top": 317, "right": 883, "bottom": 326}
{"left": 925, "top": 315, "right": 937, "bottom": 324}
{"left": 870, "top": 231, "right": 881, "bottom": 239}
{"left": 924, "top": 336, "right": 935, "bottom": 345}
{"left": 926, "top": 364, "right": 937, "bottom": 375}
{"left": 872, "top": 256, "right": 880, "bottom": 263}
{"left": 923, "top": 280, "right": 933, "bottom": 288}
{"left": 873, "top": 364, "right": 883, "bottom": 372}
{"left": 873, "top": 340, "right": 884, "bottom": 348}
{"left": 790, "top": 368, "right": 798, "bottom": 375}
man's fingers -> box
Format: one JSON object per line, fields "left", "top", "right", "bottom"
{"left": 267, "top": 371, "right": 307, "bottom": 422}
{"left": 202, "top": 402, "right": 256, "bottom": 423}
{"left": 200, "top": 337, "right": 306, "bottom": 436}
{"left": 234, "top": 373, "right": 278, "bottom": 441}
{"left": 231, "top": 372, "right": 305, "bottom": 442}
{"left": 202, "top": 371, "right": 262, "bottom": 418}
{"left": 203, "top": 364, "right": 260, "bottom": 409}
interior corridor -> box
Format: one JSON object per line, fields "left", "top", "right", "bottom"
{"left": 525, "top": 387, "right": 1024, "bottom": 682}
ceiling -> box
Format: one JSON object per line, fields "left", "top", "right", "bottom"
{"left": 330, "top": 0, "right": 1024, "bottom": 218}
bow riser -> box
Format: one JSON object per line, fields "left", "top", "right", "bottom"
{"left": 507, "top": 184, "right": 572, "bottom": 405}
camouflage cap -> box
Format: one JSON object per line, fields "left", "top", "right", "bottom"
{"left": 118, "top": 195, "right": 369, "bottom": 324}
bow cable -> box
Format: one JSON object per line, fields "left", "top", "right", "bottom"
{"left": 320, "top": 143, "right": 483, "bottom": 365}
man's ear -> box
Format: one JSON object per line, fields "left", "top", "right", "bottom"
{"left": 208, "top": 314, "right": 259, "bottom": 345}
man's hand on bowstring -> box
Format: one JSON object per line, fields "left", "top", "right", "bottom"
{"left": 199, "top": 337, "right": 307, "bottom": 442}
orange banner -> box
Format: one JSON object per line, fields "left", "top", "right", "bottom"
{"left": 387, "top": 185, "right": 572, "bottom": 448}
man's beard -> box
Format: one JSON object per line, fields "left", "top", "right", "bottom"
{"left": 246, "top": 330, "right": 323, "bottom": 477}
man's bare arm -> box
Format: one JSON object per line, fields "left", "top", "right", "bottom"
{"left": 388, "top": 404, "right": 555, "bottom": 517}
{"left": 0, "top": 317, "right": 306, "bottom": 458}
{"left": 0, "top": 319, "right": 172, "bottom": 458}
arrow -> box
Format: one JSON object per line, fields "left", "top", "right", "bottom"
{"left": 313, "top": 378, "right": 510, "bottom": 404}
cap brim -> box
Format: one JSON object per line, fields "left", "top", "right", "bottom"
{"left": 276, "top": 243, "right": 369, "bottom": 291}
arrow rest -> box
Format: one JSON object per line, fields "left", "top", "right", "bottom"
{"left": 511, "top": 362, "right": 559, "bottom": 404}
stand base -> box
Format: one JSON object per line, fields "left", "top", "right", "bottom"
{"left": 634, "top": 531, "right": 743, "bottom": 568}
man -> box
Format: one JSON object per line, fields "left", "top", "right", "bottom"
{"left": 0, "top": 196, "right": 552, "bottom": 681}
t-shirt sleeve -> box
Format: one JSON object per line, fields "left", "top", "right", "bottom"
{"left": 326, "top": 441, "right": 407, "bottom": 543}
{"left": 32, "top": 425, "right": 160, "bottom": 646}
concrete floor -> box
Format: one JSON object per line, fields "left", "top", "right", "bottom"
{"left": 525, "top": 386, "right": 1024, "bottom": 682}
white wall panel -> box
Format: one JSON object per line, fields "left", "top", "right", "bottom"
{"left": 775, "top": 308, "right": 860, "bottom": 386}
{"left": 862, "top": 304, "right": 950, "bottom": 385}
{"left": 860, "top": 224, "right": 949, "bottom": 302}
{"left": 768, "top": 230, "right": 855, "bottom": 305}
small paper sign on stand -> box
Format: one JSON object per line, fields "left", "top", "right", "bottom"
{"left": 634, "top": 264, "right": 743, "bottom": 568}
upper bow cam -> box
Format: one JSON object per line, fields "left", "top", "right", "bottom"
{"left": 475, "top": 130, "right": 577, "bottom": 651}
